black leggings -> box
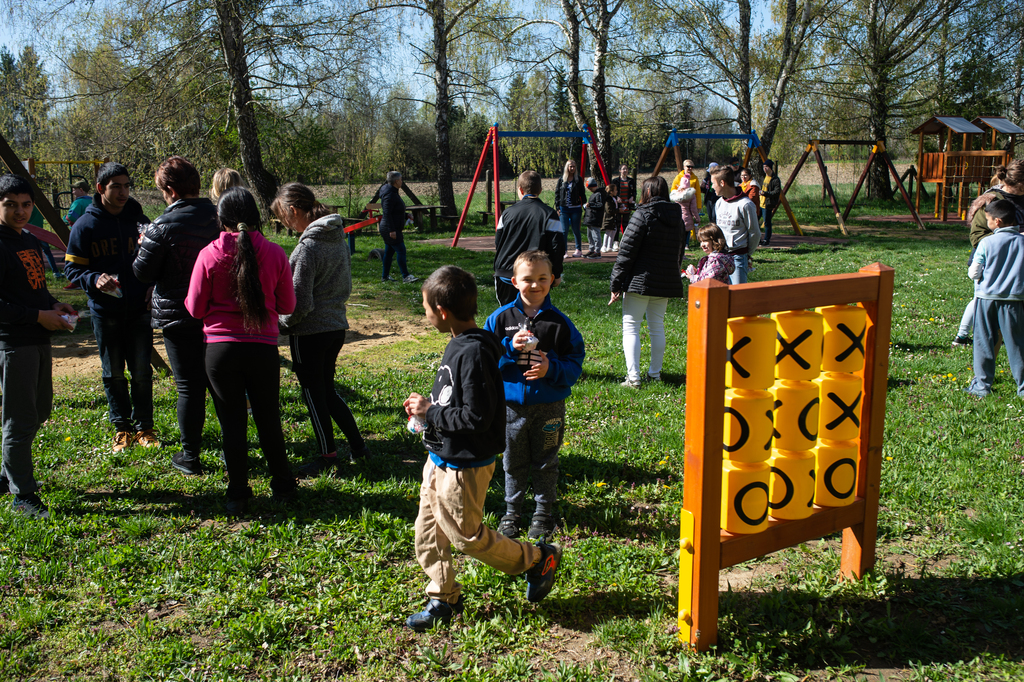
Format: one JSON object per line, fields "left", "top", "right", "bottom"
{"left": 205, "top": 342, "right": 294, "bottom": 499}
{"left": 289, "top": 330, "right": 365, "bottom": 456}
{"left": 162, "top": 326, "right": 210, "bottom": 459}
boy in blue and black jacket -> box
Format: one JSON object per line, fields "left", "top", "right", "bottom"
{"left": 63, "top": 162, "right": 156, "bottom": 453}
{"left": 484, "top": 250, "right": 585, "bottom": 541}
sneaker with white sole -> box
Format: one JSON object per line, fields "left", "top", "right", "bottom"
{"left": 113, "top": 430, "right": 135, "bottom": 452}
{"left": 620, "top": 378, "right": 641, "bottom": 388}
{"left": 951, "top": 335, "right": 972, "bottom": 347}
{"left": 402, "top": 274, "right": 420, "bottom": 284}
{"left": 136, "top": 429, "right": 161, "bottom": 448}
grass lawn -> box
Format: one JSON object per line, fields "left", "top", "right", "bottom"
{"left": 2, "top": 198, "right": 1023, "bottom": 681}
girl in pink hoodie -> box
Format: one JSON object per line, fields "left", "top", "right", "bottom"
{"left": 186, "top": 187, "right": 297, "bottom": 515}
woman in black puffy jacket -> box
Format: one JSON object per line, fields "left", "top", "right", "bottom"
{"left": 378, "top": 171, "right": 418, "bottom": 283}
{"left": 133, "top": 156, "right": 220, "bottom": 475}
{"left": 609, "top": 175, "right": 685, "bottom": 387}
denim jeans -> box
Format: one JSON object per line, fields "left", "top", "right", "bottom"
{"left": 728, "top": 254, "right": 749, "bottom": 284}
{"left": 762, "top": 208, "right": 773, "bottom": 244}
{"left": 91, "top": 310, "right": 154, "bottom": 431}
{"left": 968, "top": 298, "right": 1024, "bottom": 397}
{"left": 382, "top": 236, "right": 409, "bottom": 279}
{"left": 559, "top": 207, "right": 583, "bottom": 251}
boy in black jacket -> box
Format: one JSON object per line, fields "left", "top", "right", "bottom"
{"left": 403, "top": 266, "right": 562, "bottom": 632}
{"left": 582, "top": 177, "right": 608, "bottom": 259}
{"left": 0, "top": 174, "right": 77, "bottom": 518}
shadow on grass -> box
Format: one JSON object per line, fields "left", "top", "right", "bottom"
{"left": 66, "top": 483, "right": 418, "bottom": 524}
{"left": 582, "top": 369, "right": 687, "bottom": 388}
{"left": 718, "top": 574, "right": 1024, "bottom": 670}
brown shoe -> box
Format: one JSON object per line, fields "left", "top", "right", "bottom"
{"left": 113, "top": 431, "right": 136, "bottom": 452}
{"left": 136, "top": 429, "right": 161, "bottom": 448}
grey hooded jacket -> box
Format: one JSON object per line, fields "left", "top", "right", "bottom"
{"left": 279, "top": 214, "right": 351, "bottom": 336}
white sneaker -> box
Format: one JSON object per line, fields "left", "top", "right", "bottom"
{"left": 620, "top": 378, "right": 641, "bottom": 388}
{"left": 402, "top": 274, "right": 419, "bottom": 284}
{"left": 612, "top": 243, "right": 619, "bottom": 251}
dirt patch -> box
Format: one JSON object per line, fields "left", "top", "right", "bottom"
{"left": 51, "top": 315, "right": 428, "bottom": 380}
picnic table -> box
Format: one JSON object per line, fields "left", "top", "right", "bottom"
{"left": 406, "top": 204, "right": 445, "bottom": 231}
{"left": 478, "top": 199, "right": 519, "bottom": 225}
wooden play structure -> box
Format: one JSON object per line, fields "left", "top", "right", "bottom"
{"left": 781, "top": 140, "right": 924, "bottom": 234}
{"left": 678, "top": 263, "right": 893, "bottom": 651}
{"left": 653, "top": 128, "right": 803, "bottom": 236}
{"left": 911, "top": 115, "right": 1023, "bottom": 221}
{"left": 451, "top": 125, "right": 610, "bottom": 248}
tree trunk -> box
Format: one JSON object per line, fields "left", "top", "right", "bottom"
{"left": 735, "top": 0, "right": 752, "bottom": 137}
{"left": 429, "top": 0, "right": 456, "bottom": 217}
{"left": 588, "top": 2, "right": 612, "bottom": 179}
{"left": 865, "top": 0, "right": 893, "bottom": 200}
{"left": 559, "top": 0, "right": 589, "bottom": 132}
{"left": 758, "top": 0, "right": 813, "bottom": 158}
{"left": 215, "top": 0, "right": 277, "bottom": 214}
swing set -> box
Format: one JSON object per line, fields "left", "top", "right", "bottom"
{"left": 451, "top": 124, "right": 610, "bottom": 247}
{"left": 780, "top": 139, "right": 925, "bottom": 235}
{"left": 652, "top": 128, "right": 804, "bottom": 236}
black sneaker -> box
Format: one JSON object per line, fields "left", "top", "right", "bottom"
{"left": 297, "top": 456, "right": 339, "bottom": 478}
{"left": 405, "top": 595, "right": 465, "bottom": 632}
{"left": 528, "top": 513, "right": 557, "bottom": 541}
{"left": 273, "top": 487, "right": 298, "bottom": 506}
{"left": 525, "top": 542, "right": 562, "bottom": 603}
{"left": 497, "top": 513, "right": 521, "bottom": 538}
{"left": 171, "top": 451, "right": 204, "bottom": 476}
{"left": 951, "top": 335, "right": 973, "bottom": 347}
{"left": 12, "top": 494, "right": 49, "bottom": 519}
{"left": 349, "top": 445, "right": 372, "bottom": 462}
{"left": 225, "top": 496, "right": 249, "bottom": 517}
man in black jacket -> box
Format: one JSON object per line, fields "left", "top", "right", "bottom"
{"left": 134, "top": 156, "right": 220, "bottom": 475}
{"left": 493, "top": 171, "right": 564, "bottom": 305}
{"left": 0, "top": 174, "right": 77, "bottom": 518}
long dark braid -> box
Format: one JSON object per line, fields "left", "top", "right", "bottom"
{"left": 218, "top": 187, "right": 268, "bottom": 332}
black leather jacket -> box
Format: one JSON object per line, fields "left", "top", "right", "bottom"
{"left": 133, "top": 198, "right": 220, "bottom": 330}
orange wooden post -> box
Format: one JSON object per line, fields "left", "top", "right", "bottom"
{"left": 811, "top": 142, "right": 849, "bottom": 235}
{"left": 681, "top": 279, "right": 730, "bottom": 650}
{"left": 841, "top": 263, "right": 893, "bottom": 578}
{"left": 492, "top": 125, "right": 501, "bottom": 224}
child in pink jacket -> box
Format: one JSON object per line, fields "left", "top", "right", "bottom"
{"left": 685, "top": 224, "right": 735, "bottom": 284}
{"left": 186, "top": 187, "right": 297, "bottom": 515}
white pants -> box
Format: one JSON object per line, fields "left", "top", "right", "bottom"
{"left": 622, "top": 293, "right": 669, "bottom": 381}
